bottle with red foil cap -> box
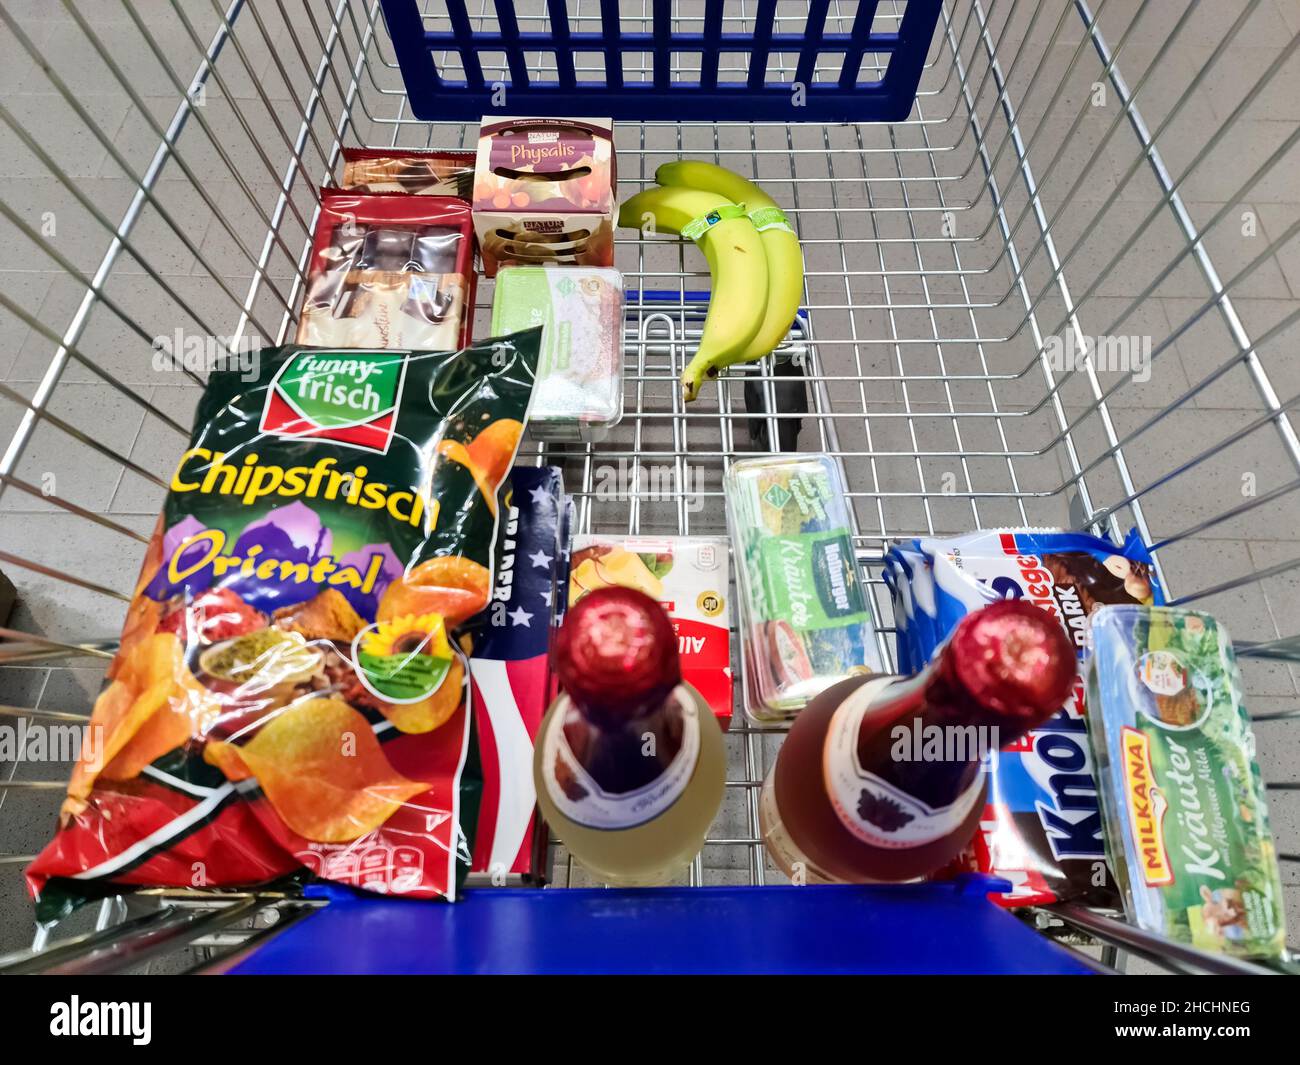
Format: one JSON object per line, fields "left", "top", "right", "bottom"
{"left": 760, "top": 599, "right": 1077, "bottom": 884}
{"left": 533, "top": 586, "right": 726, "bottom": 886}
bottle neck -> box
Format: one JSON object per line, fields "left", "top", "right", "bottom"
{"left": 838, "top": 651, "right": 1048, "bottom": 809}
{"left": 865, "top": 651, "right": 1049, "bottom": 746}
{"left": 561, "top": 686, "right": 688, "bottom": 794}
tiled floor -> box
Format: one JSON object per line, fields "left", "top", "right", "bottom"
{"left": 0, "top": 0, "right": 1297, "bottom": 971}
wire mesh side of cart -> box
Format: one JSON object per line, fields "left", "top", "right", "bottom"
{"left": 0, "top": 0, "right": 1296, "bottom": 975}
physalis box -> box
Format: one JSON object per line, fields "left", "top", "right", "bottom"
{"left": 472, "top": 116, "right": 616, "bottom": 277}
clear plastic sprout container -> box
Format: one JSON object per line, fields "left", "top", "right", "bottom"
{"left": 725, "top": 453, "right": 881, "bottom": 722}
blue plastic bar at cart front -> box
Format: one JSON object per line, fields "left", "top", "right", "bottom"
{"left": 224, "top": 881, "right": 1098, "bottom": 975}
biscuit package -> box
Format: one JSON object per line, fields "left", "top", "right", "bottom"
{"left": 1088, "top": 605, "right": 1285, "bottom": 959}
{"left": 472, "top": 117, "right": 616, "bottom": 276}
{"left": 467, "top": 466, "right": 568, "bottom": 880}
{"left": 884, "top": 528, "right": 1163, "bottom": 907}
{"left": 27, "top": 331, "right": 541, "bottom": 916}
{"left": 297, "top": 190, "right": 476, "bottom": 351}
{"left": 340, "top": 147, "right": 474, "bottom": 199}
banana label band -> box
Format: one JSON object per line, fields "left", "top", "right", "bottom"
{"left": 680, "top": 202, "right": 749, "bottom": 242}
{"left": 748, "top": 205, "right": 795, "bottom": 234}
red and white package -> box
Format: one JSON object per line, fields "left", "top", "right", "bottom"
{"left": 569, "top": 536, "right": 733, "bottom": 729}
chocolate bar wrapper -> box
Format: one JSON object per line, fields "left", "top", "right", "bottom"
{"left": 885, "top": 527, "right": 1163, "bottom": 907}
{"left": 340, "top": 147, "right": 475, "bottom": 199}
{"left": 297, "top": 190, "right": 476, "bottom": 351}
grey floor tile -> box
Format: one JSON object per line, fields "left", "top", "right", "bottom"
{"left": 0, "top": 270, "right": 55, "bottom": 379}
{"left": 0, "top": 511, "right": 153, "bottom": 641}
{"left": 1279, "top": 0, "right": 1300, "bottom": 36}
{"left": 1158, "top": 295, "right": 1300, "bottom": 411}
{"left": 108, "top": 383, "right": 201, "bottom": 516}
{"left": 0, "top": 94, "right": 131, "bottom": 183}
{"left": 0, "top": 381, "right": 148, "bottom": 515}
{"left": 1182, "top": 202, "right": 1293, "bottom": 301}
{"left": 1254, "top": 201, "right": 1300, "bottom": 298}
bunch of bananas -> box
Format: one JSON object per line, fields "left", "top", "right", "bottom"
{"left": 617, "top": 162, "right": 804, "bottom": 403}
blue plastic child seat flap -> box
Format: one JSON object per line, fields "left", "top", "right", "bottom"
{"left": 378, "top": 0, "right": 945, "bottom": 123}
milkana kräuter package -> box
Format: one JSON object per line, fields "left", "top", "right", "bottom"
{"left": 1088, "top": 606, "right": 1285, "bottom": 959}
{"left": 884, "top": 528, "right": 1163, "bottom": 907}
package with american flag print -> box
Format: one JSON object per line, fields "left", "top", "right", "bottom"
{"left": 465, "top": 466, "right": 568, "bottom": 880}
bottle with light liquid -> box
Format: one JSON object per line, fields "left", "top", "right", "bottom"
{"left": 761, "top": 599, "right": 1077, "bottom": 884}
{"left": 533, "top": 587, "right": 726, "bottom": 886}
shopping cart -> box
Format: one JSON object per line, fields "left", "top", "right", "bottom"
{"left": 0, "top": 0, "right": 1296, "bottom": 975}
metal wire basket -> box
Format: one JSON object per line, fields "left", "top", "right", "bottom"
{"left": 0, "top": 0, "right": 1296, "bottom": 974}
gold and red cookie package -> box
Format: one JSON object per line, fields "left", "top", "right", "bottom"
{"left": 27, "top": 330, "right": 542, "bottom": 916}
{"left": 339, "top": 147, "right": 475, "bottom": 199}
{"left": 297, "top": 189, "right": 477, "bottom": 352}
{"left": 472, "top": 116, "right": 616, "bottom": 277}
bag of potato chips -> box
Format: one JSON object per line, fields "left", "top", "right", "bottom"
{"left": 28, "top": 330, "right": 541, "bottom": 916}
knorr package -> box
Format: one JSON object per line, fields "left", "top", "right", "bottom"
{"left": 885, "top": 528, "right": 1163, "bottom": 908}
{"left": 28, "top": 331, "right": 541, "bottom": 915}
{"left": 1088, "top": 606, "right": 1286, "bottom": 959}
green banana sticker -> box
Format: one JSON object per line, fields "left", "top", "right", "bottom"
{"left": 748, "top": 206, "right": 795, "bottom": 234}
{"left": 680, "top": 202, "right": 749, "bottom": 242}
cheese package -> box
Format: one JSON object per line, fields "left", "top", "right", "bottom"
{"left": 1088, "top": 605, "right": 1285, "bottom": 958}
{"left": 490, "top": 266, "right": 624, "bottom": 442}
{"left": 725, "top": 454, "right": 882, "bottom": 722}
{"left": 569, "top": 535, "right": 732, "bottom": 728}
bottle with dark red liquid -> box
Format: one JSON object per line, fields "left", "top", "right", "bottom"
{"left": 533, "top": 587, "right": 726, "bottom": 886}
{"left": 760, "top": 599, "right": 1076, "bottom": 883}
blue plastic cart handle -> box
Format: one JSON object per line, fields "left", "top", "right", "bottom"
{"left": 225, "top": 878, "right": 1099, "bottom": 975}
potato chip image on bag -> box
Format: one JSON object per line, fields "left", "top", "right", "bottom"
{"left": 27, "top": 329, "right": 542, "bottom": 914}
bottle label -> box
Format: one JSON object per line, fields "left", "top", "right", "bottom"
{"left": 540, "top": 686, "right": 701, "bottom": 831}
{"left": 758, "top": 772, "right": 840, "bottom": 884}
{"left": 823, "top": 677, "right": 984, "bottom": 850}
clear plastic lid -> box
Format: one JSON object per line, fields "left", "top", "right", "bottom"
{"left": 490, "top": 266, "right": 624, "bottom": 442}
{"left": 724, "top": 453, "right": 880, "bottom": 722}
